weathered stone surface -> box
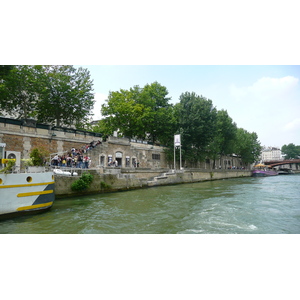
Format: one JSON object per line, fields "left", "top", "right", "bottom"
{"left": 54, "top": 169, "right": 251, "bottom": 198}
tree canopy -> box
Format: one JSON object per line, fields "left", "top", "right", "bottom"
{"left": 0, "top": 65, "right": 94, "bottom": 128}
{"left": 234, "top": 128, "right": 262, "bottom": 164}
{"left": 1, "top": 65, "right": 265, "bottom": 166}
{"left": 281, "top": 143, "right": 300, "bottom": 159}
{"left": 207, "top": 109, "right": 237, "bottom": 168}
{"left": 174, "top": 92, "right": 217, "bottom": 163}
{"left": 0, "top": 65, "right": 40, "bottom": 120}
{"left": 99, "top": 82, "right": 175, "bottom": 145}
{"left": 94, "top": 84, "right": 262, "bottom": 165}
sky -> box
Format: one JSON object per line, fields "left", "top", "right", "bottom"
{"left": 4, "top": 1, "right": 299, "bottom": 149}
{"left": 76, "top": 65, "right": 300, "bottom": 148}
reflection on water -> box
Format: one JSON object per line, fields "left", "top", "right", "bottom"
{"left": 1, "top": 175, "right": 300, "bottom": 233}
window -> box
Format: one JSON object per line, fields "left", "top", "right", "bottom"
{"left": 100, "top": 155, "right": 105, "bottom": 166}
{"left": 152, "top": 154, "right": 160, "bottom": 160}
{"left": 126, "top": 156, "right": 130, "bottom": 167}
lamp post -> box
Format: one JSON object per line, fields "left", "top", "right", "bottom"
{"left": 174, "top": 134, "right": 182, "bottom": 171}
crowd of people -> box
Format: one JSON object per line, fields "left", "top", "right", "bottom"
{"left": 51, "top": 140, "right": 101, "bottom": 169}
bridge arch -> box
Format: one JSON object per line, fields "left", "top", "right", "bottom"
{"left": 264, "top": 159, "right": 300, "bottom": 169}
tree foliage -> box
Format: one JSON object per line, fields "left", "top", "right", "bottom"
{"left": 0, "top": 65, "right": 94, "bottom": 128}
{"left": 1, "top": 65, "right": 265, "bottom": 166}
{"left": 234, "top": 128, "right": 262, "bottom": 164}
{"left": 0, "top": 65, "right": 15, "bottom": 79}
{"left": 175, "top": 92, "right": 217, "bottom": 163}
{"left": 99, "top": 82, "right": 175, "bottom": 145}
{"left": 0, "top": 65, "right": 41, "bottom": 119}
{"left": 207, "top": 109, "right": 237, "bottom": 167}
{"left": 36, "top": 65, "right": 94, "bottom": 127}
{"left": 281, "top": 143, "right": 300, "bottom": 159}
{"left": 96, "top": 85, "right": 263, "bottom": 166}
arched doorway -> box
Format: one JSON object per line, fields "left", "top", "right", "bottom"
{"left": 115, "top": 151, "right": 123, "bottom": 167}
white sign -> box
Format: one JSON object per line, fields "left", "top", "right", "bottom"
{"left": 174, "top": 134, "right": 181, "bottom": 147}
{"left": 115, "top": 152, "right": 123, "bottom": 158}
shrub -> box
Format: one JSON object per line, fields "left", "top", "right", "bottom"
{"left": 0, "top": 159, "right": 16, "bottom": 173}
{"left": 30, "top": 147, "right": 50, "bottom": 166}
{"left": 81, "top": 172, "right": 93, "bottom": 185}
{"left": 71, "top": 172, "right": 94, "bottom": 191}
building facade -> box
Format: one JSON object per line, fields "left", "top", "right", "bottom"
{"left": 261, "top": 147, "right": 282, "bottom": 162}
{"left": 0, "top": 117, "right": 167, "bottom": 170}
{"left": 1, "top": 117, "right": 247, "bottom": 171}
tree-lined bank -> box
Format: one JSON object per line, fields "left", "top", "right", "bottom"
{"left": 1, "top": 66, "right": 262, "bottom": 166}
{"left": 95, "top": 82, "right": 262, "bottom": 167}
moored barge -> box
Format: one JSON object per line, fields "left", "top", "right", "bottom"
{"left": 0, "top": 161, "right": 55, "bottom": 219}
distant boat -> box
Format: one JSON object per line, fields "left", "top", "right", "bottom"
{"left": 277, "top": 168, "right": 294, "bottom": 175}
{"left": 251, "top": 163, "right": 278, "bottom": 177}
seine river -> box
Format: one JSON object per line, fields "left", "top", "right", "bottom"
{"left": 1, "top": 174, "right": 300, "bottom": 234}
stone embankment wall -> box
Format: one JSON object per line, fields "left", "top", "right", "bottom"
{"left": 0, "top": 117, "right": 101, "bottom": 159}
{"left": 54, "top": 168, "right": 251, "bottom": 198}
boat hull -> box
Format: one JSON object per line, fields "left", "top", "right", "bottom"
{"left": 251, "top": 170, "right": 278, "bottom": 177}
{"left": 0, "top": 172, "right": 55, "bottom": 219}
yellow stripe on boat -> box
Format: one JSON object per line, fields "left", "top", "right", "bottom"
{"left": 16, "top": 202, "right": 54, "bottom": 211}
{"left": 17, "top": 190, "right": 54, "bottom": 197}
{"left": 0, "top": 181, "right": 54, "bottom": 189}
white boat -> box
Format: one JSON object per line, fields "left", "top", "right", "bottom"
{"left": 277, "top": 168, "right": 294, "bottom": 175}
{"left": 0, "top": 166, "right": 55, "bottom": 219}
{"left": 53, "top": 168, "right": 78, "bottom": 176}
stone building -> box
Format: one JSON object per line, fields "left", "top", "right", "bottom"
{"left": 0, "top": 117, "right": 167, "bottom": 169}
{"left": 89, "top": 136, "right": 167, "bottom": 168}
{"left": 261, "top": 147, "right": 282, "bottom": 162}
{"left": 0, "top": 117, "right": 100, "bottom": 167}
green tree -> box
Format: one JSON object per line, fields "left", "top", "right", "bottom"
{"left": 175, "top": 92, "right": 217, "bottom": 165}
{"left": 0, "top": 65, "right": 41, "bottom": 119}
{"left": 0, "top": 65, "right": 94, "bottom": 128}
{"left": 99, "top": 82, "right": 175, "bottom": 145}
{"left": 139, "top": 82, "right": 175, "bottom": 145}
{"left": 36, "top": 65, "right": 94, "bottom": 127}
{"left": 0, "top": 65, "right": 15, "bottom": 79}
{"left": 207, "top": 109, "right": 237, "bottom": 168}
{"left": 100, "top": 87, "right": 146, "bottom": 138}
{"left": 234, "top": 128, "right": 262, "bottom": 165}
{"left": 281, "top": 143, "right": 300, "bottom": 159}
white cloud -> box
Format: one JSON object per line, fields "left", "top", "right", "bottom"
{"left": 92, "top": 93, "right": 108, "bottom": 120}
{"left": 230, "top": 76, "right": 299, "bottom": 103}
{"left": 284, "top": 118, "right": 300, "bottom": 131}
{"left": 227, "top": 76, "right": 300, "bottom": 146}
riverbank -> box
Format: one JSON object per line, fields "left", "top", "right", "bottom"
{"left": 54, "top": 168, "right": 251, "bottom": 198}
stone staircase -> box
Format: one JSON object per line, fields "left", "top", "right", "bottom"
{"left": 147, "top": 170, "right": 183, "bottom": 186}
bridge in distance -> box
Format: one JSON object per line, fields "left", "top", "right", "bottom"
{"left": 264, "top": 159, "right": 300, "bottom": 169}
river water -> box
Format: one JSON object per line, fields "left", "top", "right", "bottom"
{"left": 1, "top": 174, "right": 300, "bottom": 234}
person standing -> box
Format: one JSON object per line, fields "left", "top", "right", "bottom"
{"left": 77, "top": 155, "right": 83, "bottom": 168}
{"left": 84, "top": 155, "right": 90, "bottom": 168}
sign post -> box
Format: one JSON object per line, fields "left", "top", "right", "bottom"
{"left": 174, "top": 134, "right": 182, "bottom": 170}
